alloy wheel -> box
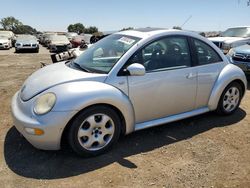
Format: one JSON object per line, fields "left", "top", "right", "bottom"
{"left": 222, "top": 86, "right": 240, "bottom": 113}
{"left": 77, "top": 113, "right": 115, "bottom": 151}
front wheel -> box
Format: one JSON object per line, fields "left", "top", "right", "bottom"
{"left": 68, "top": 106, "right": 121, "bottom": 156}
{"left": 216, "top": 82, "right": 243, "bottom": 115}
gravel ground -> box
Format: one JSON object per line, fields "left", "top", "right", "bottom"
{"left": 0, "top": 46, "right": 249, "bottom": 188}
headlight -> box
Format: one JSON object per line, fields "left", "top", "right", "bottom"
{"left": 227, "top": 49, "right": 235, "bottom": 57}
{"left": 34, "top": 93, "right": 56, "bottom": 115}
{"left": 16, "top": 43, "right": 21, "bottom": 46}
{"left": 226, "top": 49, "right": 235, "bottom": 63}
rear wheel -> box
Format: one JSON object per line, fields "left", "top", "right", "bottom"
{"left": 216, "top": 82, "right": 243, "bottom": 115}
{"left": 68, "top": 105, "right": 121, "bottom": 156}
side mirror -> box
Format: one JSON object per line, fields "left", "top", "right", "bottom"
{"left": 126, "top": 63, "right": 145, "bottom": 76}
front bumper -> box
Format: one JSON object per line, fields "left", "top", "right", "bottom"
{"left": 0, "top": 43, "right": 10, "bottom": 49}
{"left": 50, "top": 45, "right": 70, "bottom": 53}
{"left": 11, "top": 92, "right": 76, "bottom": 150}
{"left": 16, "top": 46, "right": 38, "bottom": 50}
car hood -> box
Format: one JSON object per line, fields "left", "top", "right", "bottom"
{"left": 208, "top": 37, "right": 245, "bottom": 43}
{"left": 0, "top": 38, "right": 9, "bottom": 43}
{"left": 20, "top": 61, "right": 107, "bottom": 101}
{"left": 16, "top": 39, "right": 38, "bottom": 44}
{"left": 232, "top": 44, "right": 250, "bottom": 54}
{"left": 51, "top": 40, "right": 69, "bottom": 45}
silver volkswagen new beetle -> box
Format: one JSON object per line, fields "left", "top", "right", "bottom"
{"left": 11, "top": 28, "right": 247, "bottom": 156}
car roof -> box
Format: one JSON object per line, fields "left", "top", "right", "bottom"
{"left": 133, "top": 27, "right": 166, "bottom": 32}
{"left": 117, "top": 28, "right": 172, "bottom": 38}
{"left": 227, "top": 26, "right": 250, "bottom": 29}
{"left": 0, "top": 30, "right": 14, "bottom": 33}
{"left": 116, "top": 28, "right": 199, "bottom": 39}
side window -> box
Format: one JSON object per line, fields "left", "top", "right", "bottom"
{"left": 193, "top": 39, "right": 222, "bottom": 65}
{"left": 129, "top": 36, "right": 192, "bottom": 72}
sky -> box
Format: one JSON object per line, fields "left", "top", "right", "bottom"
{"left": 1, "top": 0, "right": 250, "bottom": 32}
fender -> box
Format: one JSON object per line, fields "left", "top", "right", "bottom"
{"left": 208, "top": 63, "right": 247, "bottom": 111}
{"left": 47, "top": 81, "right": 135, "bottom": 134}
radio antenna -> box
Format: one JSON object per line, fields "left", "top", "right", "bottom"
{"left": 181, "top": 15, "right": 192, "bottom": 28}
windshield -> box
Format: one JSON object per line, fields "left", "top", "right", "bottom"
{"left": 221, "top": 27, "right": 250, "bottom": 38}
{"left": 73, "top": 34, "right": 141, "bottom": 73}
{"left": 0, "top": 36, "right": 8, "bottom": 39}
{"left": 17, "top": 35, "right": 36, "bottom": 40}
{"left": 66, "top": 33, "right": 77, "bottom": 37}
{"left": 51, "top": 35, "right": 68, "bottom": 41}
{"left": 0, "top": 32, "right": 11, "bottom": 37}
{"left": 44, "top": 34, "right": 57, "bottom": 39}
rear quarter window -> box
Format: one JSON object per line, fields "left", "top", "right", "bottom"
{"left": 193, "top": 39, "right": 222, "bottom": 65}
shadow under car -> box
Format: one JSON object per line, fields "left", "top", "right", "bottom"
{"left": 4, "top": 109, "right": 246, "bottom": 179}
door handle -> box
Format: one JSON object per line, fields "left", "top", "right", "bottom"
{"left": 186, "top": 73, "right": 197, "bottom": 79}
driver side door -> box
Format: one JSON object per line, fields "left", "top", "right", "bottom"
{"left": 127, "top": 36, "right": 197, "bottom": 124}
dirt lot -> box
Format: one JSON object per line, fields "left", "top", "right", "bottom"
{"left": 0, "top": 46, "right": 249, "bottom": 188}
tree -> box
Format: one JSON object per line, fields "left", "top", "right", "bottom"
{"left": 67, "top": 23, "right": 85, "bottom": 34}
{"left": 172, "top": 26, "right": 182, "bottom": 30}
{"left": 0, "top": 16, "right": 22, "bottom": 31}
{"left": 120, "top": 27, "right": 134, "bottom": 31}
{"left": 84, "top": 26, "right": 98, "bottom": 34}
{"left": 13, "top": 25, "right": 37, "bottom": 34}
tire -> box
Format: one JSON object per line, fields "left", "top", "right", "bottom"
{"left": 68, "top": 105, "right": 121, "bottom": 157}
{"left": 216, "top": 82, "right": 243, "bottom": 115}
{"left": 34, "top": 48, "right": 39, "bottom": 53}
{"left": 15, "top": 49, "right": 19, "bottom": 53}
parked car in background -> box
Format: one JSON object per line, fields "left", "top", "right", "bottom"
{"left": 0, "top": 35, "right": 12, "bottom": 49}
{"left": 36, "top": 33, "right": 43, "bottom": 43}
{"left": 43, "top": 34, "right": 58, "bottom": 47}
{"left": 71, "top": 34, "right": 93, "bottom": 47}
{"left": 50, "top": 43, "right": 91, "bottom": 63}
{"left": 40, "top": 33, "right": 57, "bottom": 45}
{"left": 15, "top": 35, "right": 39, "bottom": 53}
{"left": 0, "top": 30, "right": 16, "bottom": 46}
{"left": 48, "top": 35, "right": 71, "bottom": 53}
{"left": 227, "top": 42, "right": 250, "bottom": 76}
{"left": 65, "top": 32, "right": 78, "bottom": 41}
{"left": 70, "top": 35, "right": 85, "bottom": 48}
{"left": 11, "top": 28, "right": 247, "bottom": 157}
{"left": 79, "top": 33, "right": 92, "bottom": 44}
{"left": 209, "top": 26, "right": 250, "bottom": 54}
{"left": 90, "top": 34, "right": 109, "bottom": 44}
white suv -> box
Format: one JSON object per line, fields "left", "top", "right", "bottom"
{"left": 209, "top": 26, "right": 250, "bottom": 54}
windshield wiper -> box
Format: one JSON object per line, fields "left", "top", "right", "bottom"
{"left": 71, "top": 61, "right": 91, "bottom": 72}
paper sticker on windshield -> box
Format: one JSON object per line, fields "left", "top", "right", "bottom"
{"left": 118, "top": 37, "right": 135, "bottom": 45}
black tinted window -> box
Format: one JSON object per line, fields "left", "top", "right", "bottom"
{"left": 194, "top": 39, "right": 222, "bottom": 65}
{"left": 129, "top": 36, "right": 191, "bottom": 72}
